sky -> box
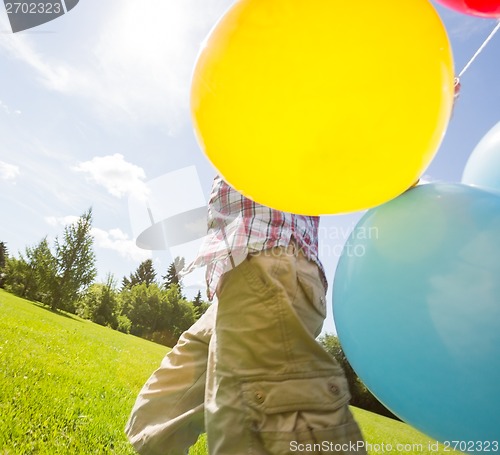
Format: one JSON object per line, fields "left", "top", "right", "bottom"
{"left": 0, "top": 0, "right": 499, "bottom": 335}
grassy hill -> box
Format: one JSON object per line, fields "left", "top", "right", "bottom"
{"left": 0, "top": 289, "right": 168, "bottom": 454}
{"left": 0, "top": 289, "right": 460, "bottom": 454}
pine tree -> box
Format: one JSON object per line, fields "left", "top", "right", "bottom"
{"left": 122, "top": 259, "right": 157, "bottom": 290}
{"left": 51, "top": 208, "right": 97, "bottom": 312}
{"left": 193, "top": 291, "right": 203, "bottom": 318}
{"left": 192, "top": 290, "right": 208, "bottom": 319}
{"left": 2, "top": 238, "right": 57, "bottom": 302}
{"left": 0, "top": 242, "right": 8, "bottom": 288}
{"left": 0, "top": 242, "right": 7, "bottom": 270}
{"left": 193, "top": 290, "right": 202, "bottom": 307}
{"left": 162, "top": 256, "right": 185, "bottom": 290}
{"left": 24, "top": 237, "right": 57, "bottom": 303}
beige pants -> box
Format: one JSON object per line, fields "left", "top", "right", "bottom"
{"left": 126, "top": 245, "right": 366, "bottom": 454}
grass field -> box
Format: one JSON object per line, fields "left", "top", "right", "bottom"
{"left": 0, "top": 289, "right": 461, "bottom": 454}
{"left": 0, "top": 289, "right": 168, "bottom": 454}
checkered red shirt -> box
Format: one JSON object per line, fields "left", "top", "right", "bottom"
{"left": 184, "top": 176, "right": 327, "bottom": 300}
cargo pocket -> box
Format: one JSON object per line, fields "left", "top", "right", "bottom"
{"left": 241, "top": 374, "right": 365, "bottom": 454}
{"left": 295, "top": 268, "right": 328, "bottom": 338}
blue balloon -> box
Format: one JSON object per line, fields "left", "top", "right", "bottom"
{"left": 462, "top": 121, "right": 500, "bottom": 194}
{"left": 333, "top": 183, "right": 500, "bottom": 446}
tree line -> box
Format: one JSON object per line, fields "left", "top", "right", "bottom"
{"left": 0, "top": 211, "right": 397, "bottom": 418}
{"left": 0, "top": 209, "right": 209, "bottom": 347}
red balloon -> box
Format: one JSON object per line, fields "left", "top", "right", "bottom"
{"left": 435, "top": 0, "right": 500, "bottom": 17}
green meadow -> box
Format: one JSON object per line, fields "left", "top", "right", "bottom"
{"left": 0, "top": 289, "right": 167, "bottom": 454}
{"left": 0, "top": 289, "right": 460, "bottom": 454}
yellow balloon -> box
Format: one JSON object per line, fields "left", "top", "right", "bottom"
{"left": 191, "top": 0, "right": 454, "bottom": 215}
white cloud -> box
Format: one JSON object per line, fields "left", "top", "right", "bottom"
{"left": 44, "top": 215, "right": 150, "bottom": 262}
{"left": 0, "top": 161, "right": 20, "bottom": 181}
{"left": 44, "top": 215, "right": 80, "bottom": 227}
{"left": 0, "top": 0, "right": 232, "bottom": 130}
{"left": 72, "top": 153, "right": 149, "bottom": 199}
{"left": 0, "top": 100, "right": 21, "bottom": 116}
{"left": 0, "top": 15, "right": 73, "bottom": 92}
{"left": 92, "top": 227, "right": 151, "bottom": 262}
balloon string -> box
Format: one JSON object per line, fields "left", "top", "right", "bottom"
{"left": 458, "top": 20, "right": 500, "bottom": 78}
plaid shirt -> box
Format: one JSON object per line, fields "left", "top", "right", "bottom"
{"left": 183, "top": 176, "right": 327, "bottom": 300}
